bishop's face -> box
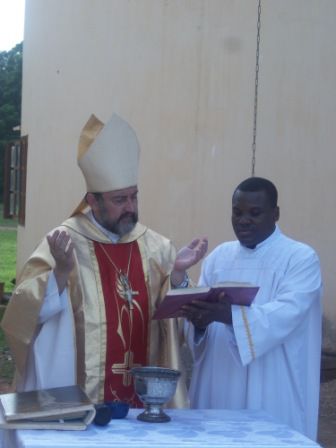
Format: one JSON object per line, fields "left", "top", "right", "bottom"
{"left": 231, "top": 189, "right": 279, "bottom": 249}
{"left": 89, "top": 186, "right": 139, "bottom": 237}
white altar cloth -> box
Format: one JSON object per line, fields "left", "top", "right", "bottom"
{"left": 6, "top": 409, "right": 321, "bottom": 448}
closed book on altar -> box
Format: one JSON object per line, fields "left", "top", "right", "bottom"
{"left": 152, "top": 282, "right": 259, "bottom": 320}
{"left": 0, "top": 385, "right": 96, "bottom": 430}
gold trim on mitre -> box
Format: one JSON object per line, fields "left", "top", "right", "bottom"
{"left": 78, "top": 114, "right": 105, "bottom": 160}
{"left": 72, "top": 113, "right": 140, "bottom": 216}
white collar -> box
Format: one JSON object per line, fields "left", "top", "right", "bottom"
{"left": 241, "top": 225, "right": 281, "bottom": 251}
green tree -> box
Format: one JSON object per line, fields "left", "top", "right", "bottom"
{"left": 0, "top": 42, "right": 23, "bottom": 200}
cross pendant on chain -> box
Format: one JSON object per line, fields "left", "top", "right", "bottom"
{"left": 118, "top": 271, "right": 139, "bottom": 309}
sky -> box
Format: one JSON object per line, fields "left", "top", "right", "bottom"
{"left": 0, "top": 0, "right": 25, "bottom": 52}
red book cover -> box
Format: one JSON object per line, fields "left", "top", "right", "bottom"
{"left": 152, "top": 283, "right": 259, "bottom": 320}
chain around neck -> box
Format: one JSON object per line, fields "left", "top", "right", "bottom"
{"left": 98, "top": 242, "right": 134, "bottom": 276}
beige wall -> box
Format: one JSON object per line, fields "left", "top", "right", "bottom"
{"left": 19, "top": 0, "right": 336, "bottom": 348}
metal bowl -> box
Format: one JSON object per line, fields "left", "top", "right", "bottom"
{"left": 131, "top": 366, "right": 181, "bottom": 422}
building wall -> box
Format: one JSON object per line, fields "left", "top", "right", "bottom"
{"left": 19, "top": 0, "right": 336, "bottom": 348}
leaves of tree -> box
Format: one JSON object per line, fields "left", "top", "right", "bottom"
{"left": 0, "top": 42, "right": 22, "bottom": 200}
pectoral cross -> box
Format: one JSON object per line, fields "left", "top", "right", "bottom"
{"left": 117, "top": 272, "right": 139, "bottom": 309}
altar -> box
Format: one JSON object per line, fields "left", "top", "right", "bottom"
{"left": 3, "top": 409, "right": 321, "bottom": 448}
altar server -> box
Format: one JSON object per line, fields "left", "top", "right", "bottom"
{"left": 183, "top": 177, "right": 322, "bottom": 440}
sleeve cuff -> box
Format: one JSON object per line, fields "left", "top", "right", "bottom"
{"left": 38, "top": 273, "right": 68, "bottom": 324}
{"left": 171, "top": 272, "right": 189, "bottom": 289}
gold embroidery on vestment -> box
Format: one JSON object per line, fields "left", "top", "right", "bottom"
{"left": 111, "top": 350, "right": 141, "bottom": 386}
{"left": 240, "top": 305, "right": 256, "bottom": 360}
{"left": 136, "top": 238, "right": 152, "bottom": 363}
{"left": 88, "top": 240, "right": 107, "bottom": 403}
{"left": 98, "top": 242, "right": 146, "bottom": 349}
{"left": 99, "top": 242, "right": 139, "bottom": 307}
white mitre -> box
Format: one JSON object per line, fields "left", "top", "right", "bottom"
{"left": 78, "top": 113, "right": 140, "bottom": 192}
{"left": 71, "top": 113, "right": 140, "bottom": 215}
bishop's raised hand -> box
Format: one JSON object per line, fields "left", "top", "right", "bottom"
{"left": 47, "top": 230, "right": 75, "bottom": 294}
{"left": 171, "top": 237, "right": 208, "bottom": 287}
{"left": 174, "top": 237, "right": 208, "bottom": 272}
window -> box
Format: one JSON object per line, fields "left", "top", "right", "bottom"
{"left": 3, "top": 135, "right": 27, "bottom": 225}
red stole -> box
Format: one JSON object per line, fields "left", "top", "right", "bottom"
{"left": 94, "top": 241, "right": 149, "bottom": 406}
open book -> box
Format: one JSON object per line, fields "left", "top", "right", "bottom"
{"left": 152, "top": 282, "right": 259, "bottom": 320}
{"left": 0, "top": 385, "right": 96, "bottom": 430}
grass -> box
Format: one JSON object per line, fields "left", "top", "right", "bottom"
{"left": 0, "top": 202, "right": 17, "bottom": 292}
{"left": 0, "top": 203, "right": 18, "bottom": 228}
{"left": 0, "top": 306, "right": 15, "bottom": 384}
{"left": 0, "top": 203, "right": 17, "bottom": 385}
{"left": 0, "top": 231, "right": 17, "bottom": 292}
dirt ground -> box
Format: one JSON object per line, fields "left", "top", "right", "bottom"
{"left": 318, "top": 378, "right": 336, "bottom": 447}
